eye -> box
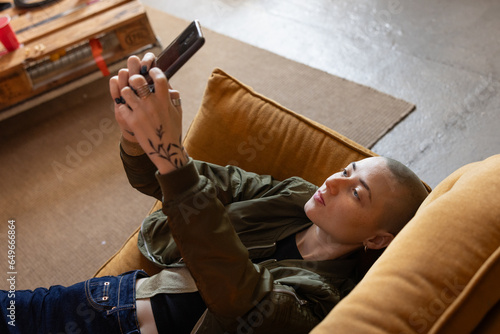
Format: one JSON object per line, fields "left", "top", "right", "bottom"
{"left": 353, "top": 189, "right": 360, "bottom": 199}
{"left": 342, "top": 169, "right": 348, "bottom": 177}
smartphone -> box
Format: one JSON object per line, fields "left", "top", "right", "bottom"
{"left": 145, "top": 20, "right": 205, "bottom": 84}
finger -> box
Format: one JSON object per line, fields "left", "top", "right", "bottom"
{"left": 110, "top": 76, "right": 127, "bottom": 106}
{"left": 140, "top": 52, "right": 156, "bottom": 75}
{"left": 118, "top": 88, "right": 137, "bottom": 116}
{"left": 169, "top": 89, "right": 180, "bottom": 100}
{"left": 142, "top": 52, "right": 156, "bottom": 63}
{"left": 169, "top": 89, "right": 182, "bottom": 110}
{"left": 109, "top": 76, "right": 120, "bottom": 100}
{"left": 114, "top": 99, "right": 134, "bottom": 126}
{"left": 118, "top": 69, "right": 130, "bottom": 91}
{"left": 127, "top": 55, "right": 141, "bottom": 76}
{"left": 169, "top": 89, "right": 182, "bottom": 114}
{"left": 121, "top": 75, "right": 148, "bottom": 110}
{"left": 129, "top": 74, "right": 149, "bottom": 89}
{"left": 149, "top": 67, "right": 169, "bottom": 97}
{"left": 115, "top": 104, "right": 132, "bottom": 127}
{"left": 121, "top": 86, "right": 139, "bottom": 106}
{"left": 129, "top": 74, "right": 151, "bottom": 100}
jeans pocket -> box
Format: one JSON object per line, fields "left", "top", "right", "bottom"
{"left": 85, "top": 277, "right": 115, "bottom": 311}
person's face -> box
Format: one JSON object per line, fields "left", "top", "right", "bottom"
{"left": 304, "top": 157, "right": 399, "bottom": 245}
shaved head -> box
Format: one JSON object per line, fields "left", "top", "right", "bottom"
{"left": 378, "top": 157, "right": 430, "bottom": 235}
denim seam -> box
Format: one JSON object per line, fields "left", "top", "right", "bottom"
{"left": 117, "top": 274, "right": 125, "bottom": 334}
{"left": 85, "top": 279, "right": 108, "bottom": 311}
{"left": 132, "top": 271, "right": 141, "bottom": 331}
{"left": 112, "top": 270, "right": 144, "bottom": 334}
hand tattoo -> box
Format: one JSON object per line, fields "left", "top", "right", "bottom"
{"left": 148, "top": 125, "right": 187, "bottom": 168}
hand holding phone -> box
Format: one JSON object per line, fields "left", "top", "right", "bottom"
{"left": 144, "top": 20, "right": 205, "bottom": 86}
{"left": 113, "top": 20, "right": 204, "bottom": 148}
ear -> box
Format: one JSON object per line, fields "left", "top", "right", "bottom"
{"left": 365, "top": 231, "right": 394, "bottom": 250}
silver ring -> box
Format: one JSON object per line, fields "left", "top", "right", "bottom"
{"left": 171, "top": 98, "right": 182, "bottom": 106}
{"left": 136, "top": 85, "right": 152, "bottom": 99}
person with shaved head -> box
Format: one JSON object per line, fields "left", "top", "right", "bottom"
{"left": 0, "top": 55, "right": 429, "bottom": 334}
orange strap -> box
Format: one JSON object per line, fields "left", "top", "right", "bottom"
{"left": 89, "top": 38, "right": 110, "bottom": 76}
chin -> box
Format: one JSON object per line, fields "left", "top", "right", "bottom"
{"left": 303, "top": 200, "right": 316, "bottom": 222}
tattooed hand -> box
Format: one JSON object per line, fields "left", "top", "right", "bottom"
{"left": 110, "top": 53, "right": 156, "bottom": 143}
{"left": 114, "top": 66, "right": 188, "bottom": 175}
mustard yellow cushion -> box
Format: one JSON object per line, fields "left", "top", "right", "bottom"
{"left": 95, "top": 68, "right": 376, "bottom": 277}
{"left": 311, "top": 154, "right": 500, "bottom": 334}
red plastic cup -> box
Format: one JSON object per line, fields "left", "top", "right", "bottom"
{"left": 0, "top": 15, "right": 20, "bottom": 52}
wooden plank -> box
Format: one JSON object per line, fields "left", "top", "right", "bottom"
{"left": 0, "top": 2, "right": 157, "bottom": 110}
{"left": 0, "top": 47, "right": 23, "bottom": 73}
{"left": 10, "top": 0, "right": 90, "bottom": 32}
{"left": 13, "top": 0, "right": 131, "bottom": 45}
{"left": 7, "top": 0, "right": 104, "bottom": 33}
{"left": 0, "top": 44, "right": 161, "bottom": 121}
{"left": 115, "top": 15, "right": 156, "bottom": 52}
{"left": 0, "top": 1, "right": 150, "bottom": 72}
{"left": 0, "top": 0, "right": 158, "bottom": 111}
{"left": 26, "top": 1, "right": 150, "bottom": 55}
{"left": 0, "top": 69, "right": 32, "bottom": 107}
{"left": 1, "top": 0, "right": 130, "bottom": 70}
{"left": 28, "top": 16, "right": 156, "bottom": 92}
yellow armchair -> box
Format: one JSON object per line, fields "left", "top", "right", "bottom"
{"left": 96, "top": 68, "right": 499, "bottom": 334}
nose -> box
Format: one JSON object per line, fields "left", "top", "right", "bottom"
{"left": 325, "top": 174, "right": 348, "bottom": 195}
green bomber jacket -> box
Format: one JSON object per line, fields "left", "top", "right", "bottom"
{"left": 121, "top": 147, "right": 361, "bottom": 333}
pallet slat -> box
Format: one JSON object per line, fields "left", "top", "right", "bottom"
{"left": 0, "top": 0, "right": 158, "bottom": 111}
{"left": 14, "top": 0, "right": 131, "bottom": 45}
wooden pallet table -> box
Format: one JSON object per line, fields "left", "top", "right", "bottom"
{"left": 0, "top": 0, "right": 160, "bottom": 120}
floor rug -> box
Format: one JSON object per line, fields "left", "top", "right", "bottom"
{"left": 0, "top": 7, "right": 415, "bottom": 289}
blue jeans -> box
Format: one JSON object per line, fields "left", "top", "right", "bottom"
{"left": 0, "top": 270, "right": 148, "bottom": 334}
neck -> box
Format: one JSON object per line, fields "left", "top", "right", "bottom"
{"left": 296, "top": 225, "right": 361, "bottom": 261}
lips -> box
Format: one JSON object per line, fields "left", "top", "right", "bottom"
{"left": 313, "top": 191, "right": 325, "bottom": 206}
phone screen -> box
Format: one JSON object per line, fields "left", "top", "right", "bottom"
{"left": 146, "top": 20, "right": 205, "bottom": 84}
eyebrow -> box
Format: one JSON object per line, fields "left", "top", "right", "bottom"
{"left": 352, "top": 162, "right": 372, "bottom": 202}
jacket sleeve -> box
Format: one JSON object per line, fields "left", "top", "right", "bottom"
{"left": 157, "top": 159, "right": 322, "bottom": 333}
{"left": 192, "top": 160, "right": 289, "bottom": 205}
{"left": 120, "top": 142, "right": 163, "bottom": 201}
{"left": 120, "top": 139, "right": 297, "bottom": 205}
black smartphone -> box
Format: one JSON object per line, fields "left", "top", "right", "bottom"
{"left": 145, "top": 20, "right": 205, "bottom": 84}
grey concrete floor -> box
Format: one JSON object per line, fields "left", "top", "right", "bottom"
{"left": 142, "top": 0, "right": 499, "bottom": 188}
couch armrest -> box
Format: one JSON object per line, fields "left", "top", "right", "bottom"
{"left": 311, "top": 154, "right": 500, "bottom": 334}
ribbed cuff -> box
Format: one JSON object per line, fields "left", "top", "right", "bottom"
{"left": 120, "top": 135, "right": 145, "bottom": 156}
{"left": 155, "top": 158, "right": 200, "bottom": 202}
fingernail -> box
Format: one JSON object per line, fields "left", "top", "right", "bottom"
{"left": 140, "top": 65, "right": 148, "bottom": 76}
{"left": 115, "top": 97, "right": 126, "bottom": 104}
